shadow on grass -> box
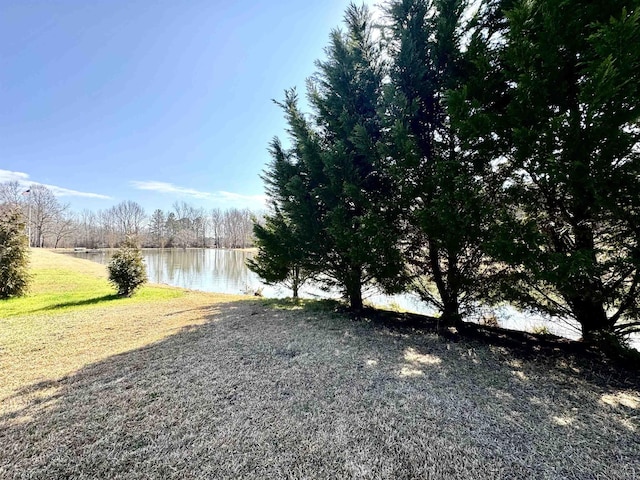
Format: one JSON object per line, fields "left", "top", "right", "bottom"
{"left": 41, "top": 294, "right": 122, "bottom": 311}
{"left": 1, "top": 299, "right": 638, "bottom": 479}
{"left": 263, "top": 297, "right": 639, "bottom": 380}
{"left": 260, "top": 297, "right": 343, "bottom": 312}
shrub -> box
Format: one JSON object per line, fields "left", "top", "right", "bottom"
{"left": 479, "top": 314, "right": 499, "bottom": 328}
{"left": 107, "top": 237, "right": 147, "bottom": 297}
{"left": 532, "top": 325, "right": 552, "bottom": 336}
{"left": 0, "top": 205, "right": 31, "bottom": 299}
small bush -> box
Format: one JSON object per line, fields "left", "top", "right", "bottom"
{"left": 479, "top": 314, "right": 499, "bottom": 327}
{"left": 532, "top": 325, "right": 552, "bottom": 336}
{"left": 242, "top": 285, "right": 264, "bottom": 297}
{"left": 0, "top": 205, "right": 31, "bottom": 299}
{"left": 386, "top": 301, "right": 403, "bottom": 312}
{"left": 107, "top": 237, "right": 147, "bottom": 297}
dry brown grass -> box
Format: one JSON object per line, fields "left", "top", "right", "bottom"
{"left": 0, "top": 252, "right": 638, "bottom": 478}
{"left": 0, "top": 291, "right": 245, "bottom": 422}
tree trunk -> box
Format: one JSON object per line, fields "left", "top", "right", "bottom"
{"left": 573, "top": 302, "right": 613, "bottom": 344}
{"left": 292, "top": 266, "right": 299, "bottom": 299}
{"left": 428, "top": 240, "right": 447, "bottom": 304}
{"left": 429, "top": 241, "right": 460, "bottom": 330}
{"left": 443, "top": 249, "right": 463, "bottom": 328}
{"left": 571, "top": 297, "right": 609, "bottom": 342}
{"left": 569, "top": 222, "right": 612, "bottom": 342}
{"left": 345, "top": 268, "right": 363, "bottom": 311}
{"left": 349, "top": 288, "right": 363, "bottom": 311}
{"left": 441, "top": 297, "right": 461, "bottom": 328}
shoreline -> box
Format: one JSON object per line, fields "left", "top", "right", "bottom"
{"left": 1, "top": 249, "right": 638, "bottom": 478}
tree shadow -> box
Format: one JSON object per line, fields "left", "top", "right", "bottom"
{"left": 0, "top": 299, "right": 638, "bottom": 479}
{"left": 259, "top": 297, "right": 343, "bottom": 312}
{"left": 265, "top": 299, "right": 639, "bottom": 385}
{"left": 40, "top": 294, "right": 121, "bottom": 311}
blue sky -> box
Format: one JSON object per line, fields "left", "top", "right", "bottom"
{"left": 1, "top": 0, "right": 380, "bottom": 214}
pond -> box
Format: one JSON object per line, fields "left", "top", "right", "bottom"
{"left": 68, "top": 248, "right": 638, "bottom": 349}
{"left": 69, "top": 248, "right": 433, "bottom": 312}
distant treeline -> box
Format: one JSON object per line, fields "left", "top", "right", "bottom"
{"left": 0, "top": 182, "right": 257, "bottom": 249}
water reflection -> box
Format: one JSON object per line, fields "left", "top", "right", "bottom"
{"left": 70, "top": 249, "right": 436, "bottom": 311}
{"left": 72, "top": 249, "right": 257, "bottom": 295}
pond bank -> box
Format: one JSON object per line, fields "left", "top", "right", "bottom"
{"left": 60, "top": 247, "right": 639, "bottom": 351}
{"left": 0, "top": 249, "right": 638, "bottom": 478}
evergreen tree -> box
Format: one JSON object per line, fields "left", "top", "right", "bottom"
{"left": 247, "top": 208, "right": 311, "bottom": 298}
{"left": 0, "top": 204, "right": 31, "bottom": 299}
{"left": 384, "top": 0, "right": 494, "bottom": 326}
{"left": 467, "top": 0, "right": 640, "bottom": 345}
{"left": 248, "top": 135, "right": 317, "bottom": 298}
{"left": 107, "top": 236, "right": 147, "bottom": 297}
{"left": 258, "top": 4, "right": 403, "bottom": 310}
{"left": 164, "top": 212, "right": 178, "bottom": 248}
{"left": 149, "top": 209, "right": 166, "bottom": 248}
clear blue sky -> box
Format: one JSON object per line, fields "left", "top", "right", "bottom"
{"left": 1, "top": 0, "right": 379, "bottom": 214}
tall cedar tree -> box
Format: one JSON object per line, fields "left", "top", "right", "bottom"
{"left": 0, "top": 204, "right": 31, "bottom": 298}
{"left": 247, "top": 204, "right": 311, "bottom": 298}
{"left": 465, "top": 0, "right": 640, "bottom": 344}
{"left": 258, "top": 5, "right": 403, "bottom": 310}
{"left": 248, "top": 130, "right": 322, "bottom": 298}
{"left": 385, "top": 0, "right": 493, "bottom": 326}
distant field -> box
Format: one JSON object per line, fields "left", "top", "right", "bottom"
{"left": 0, "top": 250, "right": 638, "bottom": 479}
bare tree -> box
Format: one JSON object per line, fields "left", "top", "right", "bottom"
{"left": 29, "top": 185, "right": 67, "bottom": 248}
{"left": 222, "top": 208, "right": 253, "bottom": 248}
{"left": 51, "top": 211, "right": 76, "bottom": 248}
{"left": 109, "top": 200, "right": 146, "bottom": 240}
{"left": 0, "top": 182, "right": 30, "bottom": 242}
{"left": 0, "top": 181, "right": 25, "bottom": 206}
{"left": 98, "top": 209, "right": 118, "bottom": 248}
{"left": 32, "top": 198, "right": 260, "bottom": 250}
{"left": 237, "top": 209, "right": 253, "bottom": 248}
{"left": 78, "top": 210, "right": 99, "bottom": 248}
{"left": 170, "top": 201, "right": 206, "bottom": 248}
{"left": 172, "top": 201, "right": 192, "bottom": 223}
{"left": 210, "top": 208, "right": 223, "bottom": 248}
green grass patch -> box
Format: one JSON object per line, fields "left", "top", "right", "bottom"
{"left": 1, "top": 250, "right": 184, "bottom": 318}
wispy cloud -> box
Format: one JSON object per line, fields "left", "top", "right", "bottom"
{"left": 131, "top": 180, "right": 266, "bottom": 207}
{"left": 130, "top": 181, "right": 211, "bottom": 199}
{"left": 0, "top": 169, "right": 111, "bottom": 199}
{"left": 41, "top": 184, "right": 112, "bottom": 199}
{"left": 0, "top": 169, "right": 30, "bottom": 183}
{"left": 216, "top": 190, "right": 267, "bottom": 204}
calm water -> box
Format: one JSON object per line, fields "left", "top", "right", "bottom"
{"left": 72, "top": 249, "right": 261, "bottom": 295}
{"left": 69, "top": 248, "right": 638, "bottom": 349}
{"left": 69, "top": 248, "right": 432, "bottom": 310}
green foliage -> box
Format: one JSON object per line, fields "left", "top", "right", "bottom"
{"left": 107, "top": 237, "right": 147, "bottom": 297}
{"left": 465, "top": 0, "right": 640, "bottom": 341}
{"left": 247, "top": 209, "right": 312, "bottom": 298}
{"left": 260, "top": 4, "right": 404, "bottom": 310}
{"left": 0, "top": 204, "right": 31, "bottom": 299}
{"left": 256, "top": 0, "right": 640, "bottom": 355}
{"left": 383, "top": 0, "right": 495, "bottom": 325}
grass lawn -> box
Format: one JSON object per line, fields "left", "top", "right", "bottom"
{"left": 1, "top": 249, "right": 184, "bottom": 318}
{"left": 0, "top": 249, "right": 639, "bottom": 479}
